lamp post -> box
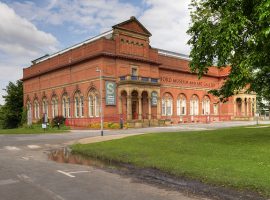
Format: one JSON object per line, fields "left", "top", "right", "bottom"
{"left": 96, "top": 68, "right": 104, "bottom": 136}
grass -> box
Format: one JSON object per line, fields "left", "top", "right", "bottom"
{"left": 72, "top": 126, "right": 270, "bottom": 196}
{"left": 0, "top": 124, "right": 70, "bottom": 134}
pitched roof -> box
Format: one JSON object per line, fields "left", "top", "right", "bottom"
{"left": 112, "top": 16, "right": 152, "bottom": 37}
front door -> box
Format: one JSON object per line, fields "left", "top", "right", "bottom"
{"left": 132, "top": 100, "right": 138, "bottom": 119}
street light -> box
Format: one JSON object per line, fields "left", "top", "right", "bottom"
{"left": 96, "top": 68, "right": 104, "bottom": 136}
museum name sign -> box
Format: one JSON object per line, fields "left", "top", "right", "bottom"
{"left": 161, "top": 76, "right": 216, "bottom": 88}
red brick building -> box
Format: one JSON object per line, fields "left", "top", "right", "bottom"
{"left": 22, "top": 17, "right": 257, "bottom": 127}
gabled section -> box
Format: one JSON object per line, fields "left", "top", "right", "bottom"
{"left": 112, "top": 16, "right": 152, "bottom": 37}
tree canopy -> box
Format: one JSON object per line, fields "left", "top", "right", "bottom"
{"left": 0, "top": 80, "right": 23, "bottom": 129}
{"left": 187, "top": 0, "right": 270, "bottom": 100}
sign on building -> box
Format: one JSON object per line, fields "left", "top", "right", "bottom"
{"left": 151, "top": 91, "right": 158, "bottom": 106}
{"left": 105, "top": 81, "right": 116, "bottom": 105}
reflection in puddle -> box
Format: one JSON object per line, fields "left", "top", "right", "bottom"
{"left": 48, "top": 147, "right": 106, "bottom": 168}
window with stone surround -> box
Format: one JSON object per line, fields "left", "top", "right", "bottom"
{"left": 26, "top": 101, "right": 32, "bottom": 122}
{"left": 88, "top": 89, "right": 99, "bottom": 118}
{"left": 162, "top": 93, "right": 173, "bottom": 116}
{"left": 202, "top": 96, "right": 211, "bottom": 115}
{"left": 34, "top": 100, "right": 40, "bottom": 119}
{"left": 177, "top": 94, "right": 186, "bottom": 116}
{"left": 52, "top": 96, "right": 58, "bottom": 118}
{"left": 214, "top": 103, "right": 219, "bottom": 115}
{"left": 131, "top": 66, "right": 138, "bottom": 76}
{"left": 190, "top": 95, "right": 199, "bottom": 116}
{"left": 42, "top": 98, "right": 48, "bottom": 116}
{"left": 74, "top": 92, "right": 84, "bottom": 118}
{"left": 62, "top": 95, "right": 70, "bottom": 118}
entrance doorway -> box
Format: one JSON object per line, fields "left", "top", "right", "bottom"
{"left": 131, "top": 90, "right": 138, "bottom": 119}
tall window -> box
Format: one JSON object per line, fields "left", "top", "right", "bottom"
{"left": 202, "top": 96, "right": 211, "bottom": 115}
{"left": 26, "top": 101, "right": 32, "bottom": 122}
{"left": 52, "top": 96, "right": 58, "bottom": 118}
{"left": 131, "top": 67, "right": 138, "bottom": 76}
{"left": 34, "top": 100, "right": 40, "bottom": 119}
{"left": 190, "top": 95, "right": 199, "bottom": 115}
{"left": 162, "top": 93, "right": 173, "bottom": 116}
{"left": 62, "top": 95, "right": 70, "bottom": 118}
{"left": 88, "top": 91, "right": 99, "bottom": 117}
{"left": 42, "top": 98, "right": 48, "bottom": 116}
{"left": 177, "top": 94, "right": 186, "bottom": 116}
{"left": 74, "top": 92, "right": 84, "bottom": 118}
{"left": 214, "top": 104, "right": 218, "bottom": 115}
{"left": 95, "top": 96, "right": 100, "bottom": 117}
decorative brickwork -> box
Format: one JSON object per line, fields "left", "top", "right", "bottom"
{"left": 23, "top": 17, "right": 256, "bottom": 127}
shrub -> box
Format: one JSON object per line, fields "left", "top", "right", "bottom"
{"left": 88, "top": 122, "right": 120, "bottom": 129}
{"left": 51, "top": 116, "right": 66, "bottom": 127}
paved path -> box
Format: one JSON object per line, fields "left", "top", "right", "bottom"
{"left": 0, "top": 121, "right": 269, "bottom": 200}
{"left": 75, "top": 120, "right": 270, "bottom": 144}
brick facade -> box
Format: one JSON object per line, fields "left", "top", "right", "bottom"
{"left": 23, "top": 17, "right": 257, "bottom": 127}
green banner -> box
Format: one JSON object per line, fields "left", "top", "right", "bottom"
{"left": 105, "top": 81, "right": 116, "bottom": 105}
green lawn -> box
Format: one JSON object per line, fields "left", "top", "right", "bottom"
{"left": 72, "top": 126, "right": 270, "bottom": 196}
{"left": 0, "top": 125, "right": 70, "bottom": 134}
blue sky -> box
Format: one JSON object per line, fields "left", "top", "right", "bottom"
{"left": 0, "top": 0, "right": 191, "bottom": 105}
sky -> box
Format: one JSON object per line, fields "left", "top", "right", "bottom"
{"left": 0, "top": 0, "right": 191, "bottom": 105}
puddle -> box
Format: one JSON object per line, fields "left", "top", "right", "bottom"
{"left": 48, "top": 148, "right": 267, "bottom": 200}
{"left": 48, "top": 147, "right": 108, "bottom": 168}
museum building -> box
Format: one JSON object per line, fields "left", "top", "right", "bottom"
{"left": 22, "top": 17, "right": 257, "bottom": 127}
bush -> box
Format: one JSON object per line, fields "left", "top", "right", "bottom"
{"left": 88, "top": 122, "right": 120, "bottom": 129}
{"left": 51, "top": 116, "right": 66, "bottom": 127}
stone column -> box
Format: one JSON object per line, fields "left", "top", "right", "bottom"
{"left": 118, "top": 95, "right": 122, "bottom": 116}
{"left": 254, "top": 98, "right": 257, "bottom": 115}
{"left": 233, "top": 100, "right": 237, "bottom": 117}
{"left": 138, "top": 95, "right": 142, "bottom": 120}
{"left": 148, "top": 97, "right": 152, "bottom": 120}
{"left": 157, "top": 96, "right": 161, "bottom": 119}
{"left": 241, "top": 98, "right": 245, "bottom": 116}
{"left": 127, "top": 95, "right": 132, "bottom": 121}
{"left": 247, "top": 99, "right": 250, "bottom": 117}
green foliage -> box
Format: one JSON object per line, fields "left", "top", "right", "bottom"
{"left": 51, "top": 116, "right": 66, "bottom": 127}
{"left": 188, "top": 0, "right": 270, "bottom": 101}
{"left": 0, "top": 105, "right": 4, "bottom": 128}
{"left": 20, "top": 108, "right": 27, "bottom": 126}
{"left": 72, "top": 126, "right": 270, "bottom": 196}
{"left": 0, "top": 80, "right": 23, "bottom": 128}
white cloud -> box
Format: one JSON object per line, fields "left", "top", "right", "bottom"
{"left": 0, "top": 2, "right": 59, "bottom": 104}
{"left": 0, "top": 2, "right": 58, "bottom": 57}
{"left": 140, "top": 0, "right": 191, "bottom": 54}
{"left": 0, "top": 0, "right": 192, "bottom": 104}
{"left": 9, "top": 0, "right": 191, "bottom": 54}
{"left": 11, "top": 0, "right": 140, "bottom": 33}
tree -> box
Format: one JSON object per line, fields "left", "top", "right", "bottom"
{"left": 0, "top": 80, "right": 23, "bottom": 128}
{"left": 0, "top": 105, "right": 3, "bottom": 129}
{"left": 187, "top": 0, "right": 270, "bottom": 101}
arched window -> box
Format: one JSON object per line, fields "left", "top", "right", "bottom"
{"left": 88, "top": 90, "right": 99, "bottom": 117}
{"left": 177, "top": 94, "right": 186, "bottom": 116}
{"left": 42, "top": 98, "right": 48, "bottom": 116}
{"left": 26, "top": 101, "right": 32, "bottom": 123}
{"left": 62, "top": 95, "right": 70, "bottom": 118}
{"left": 162, "top": 93, "right": 173, "bottom": 116}
{"left": 190, "top": 95, "right": 199, "bottom": 115}
{"left": 213, "top": 103, "right": 219, "bottom": 115}
{"left": 34, "top": 99, "right": 40, "bottom": 119}
{"left": 51, "top": 96, "right": 58, "bottom": 118}
{"left": 74, "top": 92, "right": 84, "bottom": 118}
{"left": 202, "top": 96, "right": 211, "bottom": 115}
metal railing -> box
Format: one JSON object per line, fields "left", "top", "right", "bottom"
{"left": 119, "top": 75, "right": 159, "bottom": 84}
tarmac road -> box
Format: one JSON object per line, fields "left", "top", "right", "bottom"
{"left": 0, "top": 121, "right": 268, "bottom": 200}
